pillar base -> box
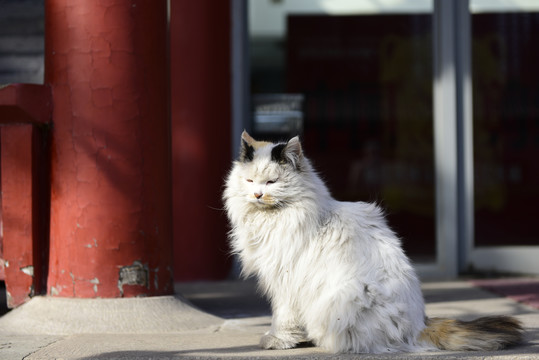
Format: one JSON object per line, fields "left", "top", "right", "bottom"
{"left": 0, "top": 295, "right": 221, "bottom": 335}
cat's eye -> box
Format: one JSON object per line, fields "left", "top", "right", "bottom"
{"left": 266, "top": 179, "right": 277, "bottom": 185}
{"left": 246, "top": 179, "right": 253, "bottom": 183}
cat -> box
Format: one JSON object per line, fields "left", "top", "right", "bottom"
{"left": 223, "top": 131, "right": 523, "bottom": 354}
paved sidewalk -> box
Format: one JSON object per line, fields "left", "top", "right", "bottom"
{"left": 0, "top": 280, "right": 538, "bottom": 359}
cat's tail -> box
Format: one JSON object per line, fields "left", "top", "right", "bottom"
{"left": 419, "top": 315, "right": 524, "bottom": 351}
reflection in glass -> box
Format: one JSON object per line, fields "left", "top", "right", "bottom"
{"left": 472, "top": 12, "right": 539, "bottom": 246}
{"left": 250, "top": 5, "right": 435, "bottom": 261}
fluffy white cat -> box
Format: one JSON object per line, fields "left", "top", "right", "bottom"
{"left": 223, "top": 131, "right": 522, "bottom": 354}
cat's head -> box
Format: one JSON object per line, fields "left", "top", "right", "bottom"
{"left": 231, "top": 131, "right": 305, "bottom": 208}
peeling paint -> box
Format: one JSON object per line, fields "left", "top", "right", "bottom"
{"left": 20, "top": 265, "right": 34, "bottom": 277}
{"left": 69, "top": 272, "right": 76, "bottom": 296}
{"left": 84, "top": 238, "right": 98, "bottom": 248}
{"left": 153, "top": 267, "right": 159, "bottom": 290}
{"left": 118, "top": 260, "right": 148, "bottom": 296}
{"left": 90, "top": 277, "right": 99, "bottom": 294}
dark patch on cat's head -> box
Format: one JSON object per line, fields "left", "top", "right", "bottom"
{"left": 238, "top": 130, "right": 272, "bottom": 163}
{"left": 271, "top": 143, "right": 287, "bottom": 164}
{"left": 271, "top": 136, "right": 303, "bottom": 170}
{"left": 240, "top": 140, "right": 255, "bottom": 162}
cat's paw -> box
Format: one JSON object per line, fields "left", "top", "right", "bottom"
{"left": 260, "top": 333, "right": 296, "bottom": 350}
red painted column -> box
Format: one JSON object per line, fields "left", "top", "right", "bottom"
{"left": 170, "top": 0, "right": 232, "bottom": 280}
{"left": 45, "top": 0, "right": 172, "bottom": 298}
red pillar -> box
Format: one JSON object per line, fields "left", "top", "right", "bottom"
{"left": 170, "top": 0, "right": 232, "bottom": 280}
{"left": 45, "top": 0, "right": 172, "bottom": 298}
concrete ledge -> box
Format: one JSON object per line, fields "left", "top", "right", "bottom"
{"left": 0, "top": 295, "right": 222, "bottom": 335}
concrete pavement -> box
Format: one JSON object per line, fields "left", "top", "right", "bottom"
{"left": 0, "top": 280, "right": 538, "bottom": 359}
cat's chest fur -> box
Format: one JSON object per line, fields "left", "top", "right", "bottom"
{"left": 236, "top": 204, "right": 321, "bottom": 276}
{"left": 236, "top": 201, "right": 361, "bottom": 299}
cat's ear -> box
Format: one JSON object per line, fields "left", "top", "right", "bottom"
{"left": 286, "top": 136, "right": 303, "bottom": 159}
{"left": 271, "top": 136, "right": 303, "bottom": 169}
{"left": 239, "top": 130, "right": 255, "bottom": 162}
{"left": 241, "top": 130, "right": 256, "bottom": 145}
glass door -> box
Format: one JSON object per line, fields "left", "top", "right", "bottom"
{"left": 247, "top": 0, "right": 445, "bottom": 276}
{"left": 464, "top": 2, "right": 539, "bottom": 274}
{"left": 236, "top": 0, "right": 539, "bottom": 277}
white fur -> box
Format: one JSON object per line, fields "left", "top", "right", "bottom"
{"left": 223, "top": 136, "right": 430, "bottom": 354}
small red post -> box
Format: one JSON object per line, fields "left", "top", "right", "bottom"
{"left": 1, "top": 126, "right": 36, "bottom": 307}
{"left": 45, "top": 0, "right": 172, "bottom": 298}
{"left": 0, "top": 84, "right": 52, "bottom": 308}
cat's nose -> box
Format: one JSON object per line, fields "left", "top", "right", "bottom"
{"left": 254, "top": 192, "right": 263, "bottom": 199}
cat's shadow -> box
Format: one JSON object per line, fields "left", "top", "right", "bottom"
{"left": 295, "top": 341, "right": 316, "bottom": 348}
